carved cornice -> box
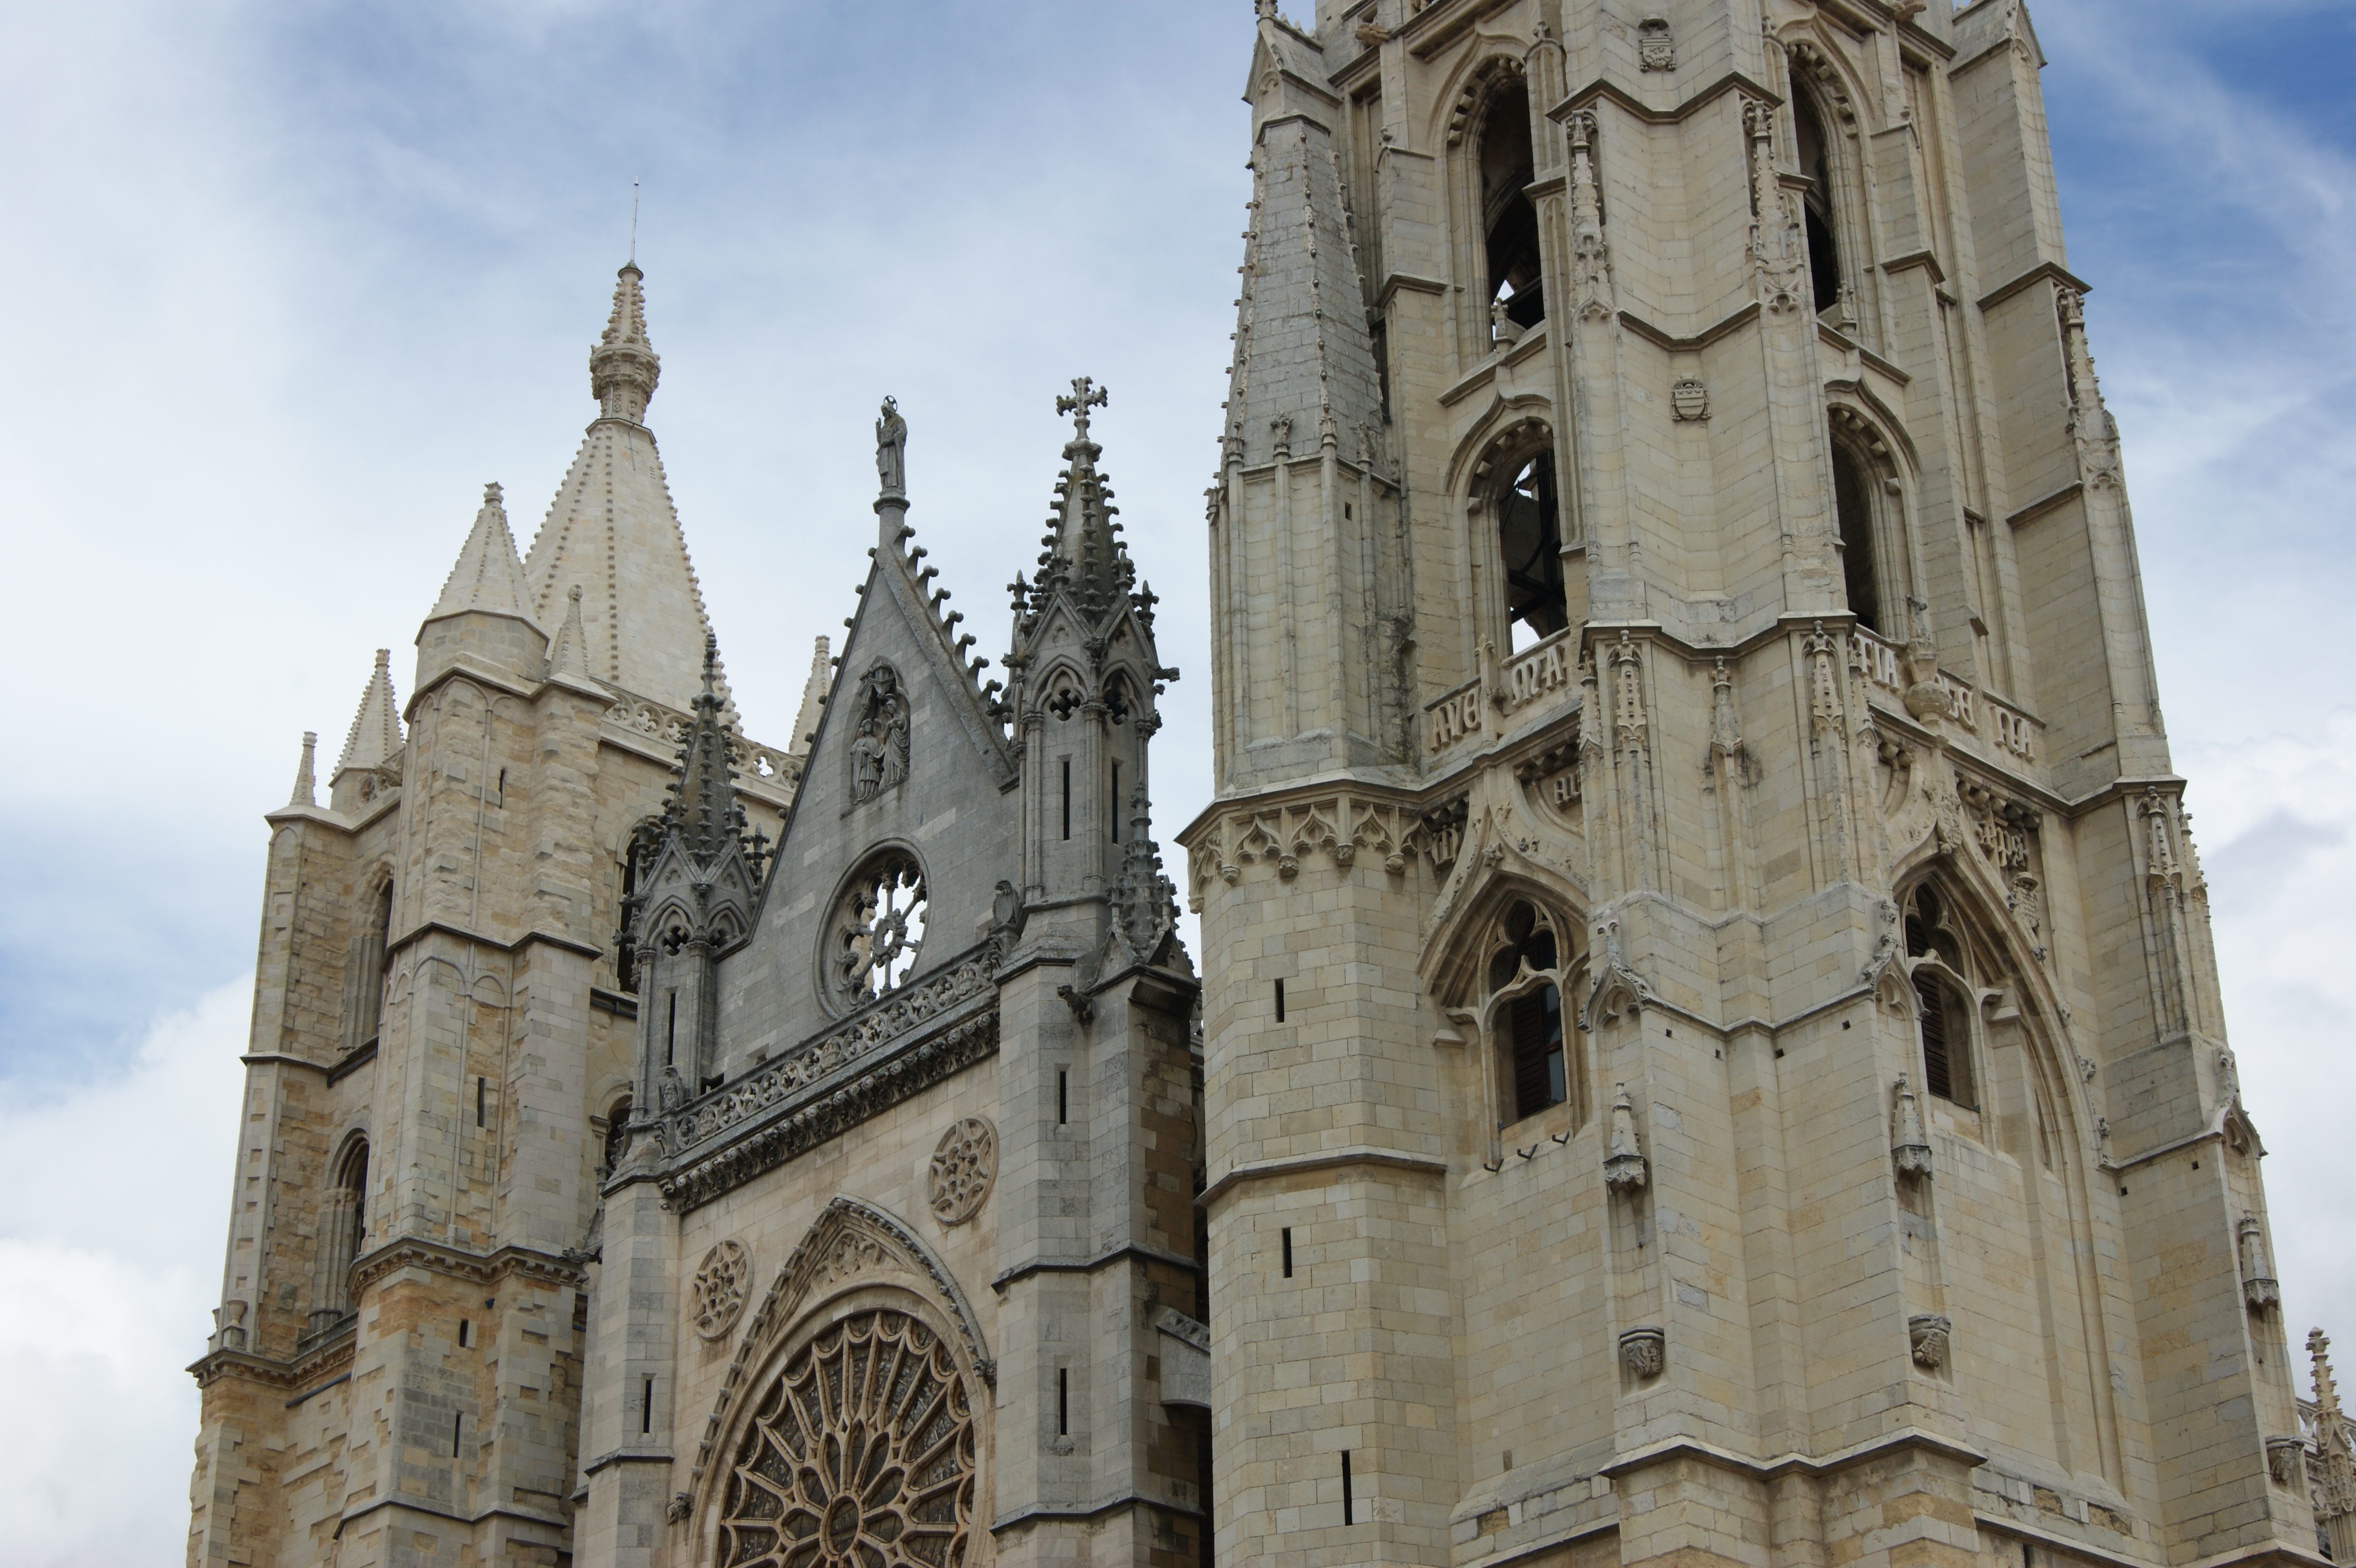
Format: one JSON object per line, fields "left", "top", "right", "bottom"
{"left": 347, "top": 1239, "right": 587, "bottom": 1299}
{"left": 658, "top": 1010, "right": 1000, "bottom": 1213}
{"left": 656, "top": 944, "right": 998, "bottom": 1161}
{"left": 188, "top": 1322, "right": 354, "bottom": 1395}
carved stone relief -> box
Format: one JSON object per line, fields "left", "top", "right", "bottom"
{"left": 1638, "top": 15, "right": 1676, "bottom": 71}
{"left": 1670, "top": 377, "right": 1709, "bottom": 421}
{"left": 1909, "top": 1313, "right": 1952, "bottom": 1370}
{"left": 849, "top": 661, "right": 911, "bottom": 805}
{"left": 693, "top": 1239, "right": 753, "bottom": 1341}
{"left": 1620, "top": 1326, "right": 1665, "bottom": 1379}
{"left": 927, "top": 1117, "right": 997, "bottom": 1227}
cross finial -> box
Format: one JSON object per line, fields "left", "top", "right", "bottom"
{"left": 1056, "top": 377, "right": 1110, "bottom": 439}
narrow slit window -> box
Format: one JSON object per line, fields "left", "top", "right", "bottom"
{"left": 1274, "top": 979, "right": 1286, "bottom": 1023}
{"left": 1341, "top": 1451, "right": 1354, "bottom": 1525}
{"left": 666, "top": 992, "right": 677, "bottom": 1066}
{"left": 1280, "top": 1227, "right": 1293, "bottom": 1279}
{"left": 458, "top": 1319, "right": 472, "bottom": 1348}
{"left": 1110, "top": 761, "right": 1121, "bottom": 842}
{"left": 1057, "top": 1069, "right": 1068, "bottom": 1126}
{"left": 642, "top": 1376, "right": 655, "bottom": 1434}
{"left": 476, "top": 1076, "right": 486, "bottom": 1128}
{"left": 453, "top": 1413, "right": 463, "bottom": 1457}
{"left": 1061, "top": 758, "right": 1071, "bottom": 840}
{"left": 1058, "top": 1367, "right": 1070, "bottom": 1435}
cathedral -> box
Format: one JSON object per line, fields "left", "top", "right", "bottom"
{"left": 186, "top": 4, "right": 2355, "bottom": 1567}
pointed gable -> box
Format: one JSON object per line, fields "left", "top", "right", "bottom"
{"left": 520, "top": 263, "right": 729, "bottom": 716}
{"left": 712, "top": 400, "right": 1020, "bottom": 1073}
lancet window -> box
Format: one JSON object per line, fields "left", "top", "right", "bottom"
{"left": 1903, "top": 884, "right": 1978, "bottom": 1109}
{"left": 1794, "top": 87, "right": 1843, "bottom": 316}
{"left": 1499, "top": 453, "right": 1566, "bottom": 653}
{"left": 1831, "top": 440, "right": 1882, "bottom": 633}
{"left": 343, "top": 876, "right": 393, "bottom": 1052}
{"left": 1478, "top": 72, "right": 1543, "bottom": 333}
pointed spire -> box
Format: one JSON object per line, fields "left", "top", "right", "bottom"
{"left": 288, "top": 731, "right": 318, "bottom": 808}
{"left": 790, "top": 635, "right": 830, "bottom": 756}
{"left": 591, "top": 262, "right": 660, "bottom": 423}
{"left": 429, "top": 483, "right": 538, "bottom": 626}
{"left": 549, "top": 584, "right": 594, "bottom": 680}
{"left": 521, "top": 263, "right": 724, "bottom": 714}
{"left": 660, "top": 633, "right": 750, "bottom": 862}
{"left": 1224, "top": 40, "right": 1385, "bottom": 473}
{"left": 1019, "top": 378, "right": 1140, "bottom": 626}
{"left": 333, "top": 650, "right": 404, "bottom": 777}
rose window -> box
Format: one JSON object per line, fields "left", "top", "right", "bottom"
{"left": 718, "top": 1309, "right": 975, "bottom": 1568}
{"left": 833, "top": 854, "right": 928, "bottom": 1006}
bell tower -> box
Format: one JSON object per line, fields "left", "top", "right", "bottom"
{"left": 1182, "top": 6, "right": 2308, "bottom": 1568}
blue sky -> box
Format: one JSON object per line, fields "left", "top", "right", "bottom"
{"left": 0, "top": 3, "right": 2349, "bottom": 1560}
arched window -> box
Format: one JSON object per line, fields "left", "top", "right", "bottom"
{"left": 1479, "top": 75, "right": 1543, "bottom": 332}
{"left": 344, "top": 877, "right": 393, "bottom": 1053}
{"left": 1794, "top": 89, "right": 1842, "bottom": 316}
{"left": 600, "top": 1094, "right": 632, "bottom": 1179}
{"left": 617, "top": 837, "right": 644, "bottom": 993}
{"left": 1902, "top": 885, "right": 1977, "bottom": 1109}
{"left": 312, "top": 1135, "right": 370, "bottom": 1332}
{"left": 1832, "top": 439, "right": 1881, "bottom": 633}
{"left": 338, "top": 1138, "right": 369, "bottom": 1262}
{"left": 1476, "top": 899, "right": 1583, "bottom": 1128}
{"left": 1499, "top": 453, "right": 1566, "bottom": 652}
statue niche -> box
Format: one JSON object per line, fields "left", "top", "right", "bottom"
{"left": 849, "top": 661, "right": 912, "bottom": 805}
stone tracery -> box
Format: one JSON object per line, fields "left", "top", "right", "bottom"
{"left": 716, "top": 1308, "right": 975, "bottom": 1568}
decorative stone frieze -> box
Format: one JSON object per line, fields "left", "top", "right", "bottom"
{"left": 658, "top": 1010, "right": 999, "bottom": 1213}
{"left": 667, "top": 944, "right": 997, "bottom": 1157}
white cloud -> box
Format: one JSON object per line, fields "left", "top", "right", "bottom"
{"left": 2181, "top": 714, "right": 2356, "bottom": 1362}
{"left": 0, "top": 977, "right": 248, "bottom": 1567}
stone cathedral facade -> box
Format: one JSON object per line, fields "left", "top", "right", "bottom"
{"left": 190, "top": 5, "right": 2347, "bottom": 1568}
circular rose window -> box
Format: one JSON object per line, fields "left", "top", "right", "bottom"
{"left": 717, "top": 1308, "right": 975, "bottom": 1568}
{"left": 831, "top": 854, "right": 928, "bottom": 1008}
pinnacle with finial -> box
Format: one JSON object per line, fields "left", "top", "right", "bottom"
{"left": 289, "top": 731, "right": 319, "bottom": 808}
{"left": 1056, "top": 377, "right": 1109, "bottom": 445}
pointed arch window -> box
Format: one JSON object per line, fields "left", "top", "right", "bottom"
{"left": 1794, "top": 88, "right": 1843, "bottom": 317}
{"left": 1499, "top": 453, "right": 1566, "bottom": 652}
{"left": 1902, "top": 885, "right": 1978, "bottom": 1109}
{"left": 311, "top": 1136, "right": 369, "bottom": 1333}
{"left": 1831, "top": 439, "right": 1882, "bottom": 633}
{"left": 1475, "top": 899, "right": 1584, "bottom": 1128}
{"left": 1478, "top": 73, "right": 1543, "bottom": 332}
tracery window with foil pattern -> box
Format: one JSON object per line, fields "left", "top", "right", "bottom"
{"left": 831, "top": 853, "right": 928, "bottom": 1008}
{"left": 718, "top": 1309, "right": 975, "bottom": 1568}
